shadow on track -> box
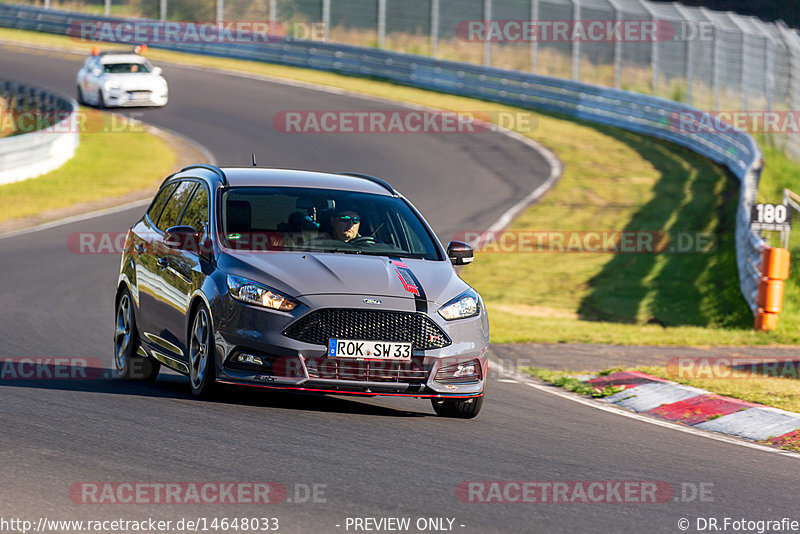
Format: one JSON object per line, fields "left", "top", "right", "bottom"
{"left": 0, "top": 365, "right": 429, "bottom": 418}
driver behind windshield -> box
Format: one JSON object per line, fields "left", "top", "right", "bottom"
{"left": 330, "top": 207, "right": 361, "bottom": 242}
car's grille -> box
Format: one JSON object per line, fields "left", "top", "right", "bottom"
{"left": 127, "top": 90, "right": 152, "bottom": 98}
{"left": 284, "top": 309, "right": 451, "bottom": 350}
{"left": 305, "top": 356, "right": 428, "bottom": 383}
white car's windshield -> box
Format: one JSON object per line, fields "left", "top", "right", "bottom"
{"left": 220, "top": 187, "right": 442, "bottom": 260}
{"left": 103, "top": 62, "right": 150, "bottom": 74}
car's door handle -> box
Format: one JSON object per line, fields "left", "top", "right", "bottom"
{"left": 134, "top": 244, "right": 145, "bottom": 255}
{"left": 157, "top": 257, "right": 169, "bottom": 270}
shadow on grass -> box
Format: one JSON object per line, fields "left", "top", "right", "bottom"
{"left": 561, "top": 124, "right": 753, "bottom": 328}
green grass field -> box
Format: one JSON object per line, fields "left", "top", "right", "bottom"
{"left": 1, "top": 27, "right": 798, "bottom": 345}
{"left": 0, "top": 109, "right": 174, "bottom": 221}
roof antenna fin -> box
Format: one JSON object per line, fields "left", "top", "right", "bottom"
{"left": 251, "top": 153, "right": 257, "bottom": 167}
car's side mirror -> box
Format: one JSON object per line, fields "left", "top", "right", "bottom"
{"left": 164, "top": 226, "right": 202, "bottom": 252}
{"left": 446, "top": 241, "right": 474, "bottom": 265}
{"left": 152, "top": 66, "right": 163, "bottom": 76}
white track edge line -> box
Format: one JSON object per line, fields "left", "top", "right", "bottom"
{"left": 0, "top": 116, "right": 217, "bottom": 241}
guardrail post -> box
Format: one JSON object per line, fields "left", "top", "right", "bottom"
{"left": 217, "top": 0, "right": 224, "bottom": 27}
{"left": 160, "top": 0, "right": 167, "bottom": 22}
{"left": 270, "top": 0, "right": 277, "bottom": 24}
{"left": 483, "top": 0, "right": 492, "bottom": 67}
{"left": 711, "top": 23, "right": 719, "bottom": 110}
{"left": 431, "top": 0, "right": 439, "bottom": 58}
{"left": 530, "top": 0, "right": 538, "bottom": 73}
{"left": 637, "top": 0, "right": 657, "bottom": 92}
{"left": 378, "top": 0, "right": 386, "bottom": 48}
{"left": 765, "top": 37, "right": 774, "bottom": 112}
{"left": 44, "top": 0, "right": 51, "bottom": 9}
{"left": 105, "top": 0, "right": 111, "bottom": 17}
{"left": 610, "top": 0, "right": 621, "bottom": 89}
{"left": 322, "top": 0, "right": 331, "bottom": 42}
{"left": 570, "top": 0, "right": 580, "bottom": 80}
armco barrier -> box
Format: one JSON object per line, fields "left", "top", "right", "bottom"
{"left": 0, "top": 3, "right": 766, "bottom": 314}
{"left": 0, "top": 80, "right": 79, "bottom": 185}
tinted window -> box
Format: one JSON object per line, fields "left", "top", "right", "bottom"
{"left": 157, "top": 182, "right": 197, "bottom": 231}
{"left": 181, "top": 186, "right": 209, "bottom": 232}
{"left": 147, "top": 182, "right": 178, "bottom": 225}
{"left": 103, "top": 62, "right": 151, "bottom": 74}
{"left": 220, "top": 187, "right": 441, "bottom": 260}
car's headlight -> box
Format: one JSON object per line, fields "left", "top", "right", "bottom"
{"left": 227, "top": 275, "right": 298, "bottom": 311}
{"left": 437, "top": 289, "right": 480, "bottom": 320}
{"left": 104, "top": 80, "right": 120, "bottom": 91}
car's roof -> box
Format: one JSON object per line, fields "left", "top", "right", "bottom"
{"left": 217, "top": 168, "right": 395, "bottom": 196}
{"left": 98, "top": 54, "right": 146, "bottom": 64}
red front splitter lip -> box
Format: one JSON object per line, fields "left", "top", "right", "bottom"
{"left": 216, "top": 379, "right": 483, "bottom": 399}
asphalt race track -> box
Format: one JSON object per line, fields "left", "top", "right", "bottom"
{"left": 1, "top": 44, "right": 799, "bottom": 533}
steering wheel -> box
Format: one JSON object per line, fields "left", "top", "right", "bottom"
{"left": 350, "top": 236, "right": 381, "bottom": 245}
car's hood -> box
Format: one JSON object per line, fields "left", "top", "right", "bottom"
{"left": 219, "top": 252, "right": 469, "bottom": 305}
{"left": 102, "top": 73, "right": 166, "bottom": 90}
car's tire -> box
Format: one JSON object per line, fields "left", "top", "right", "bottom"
{"left": 96, "top": 90, "right": 106, "bottom": 109}
{"left": 188, "top": 304, "right": 217, "bottom": 398}
{"left": 76, "top": 85, "right": 85, "bottom": 105}
{"left": 114, "top": 289, "right": 160, "bottom": 381}
{"left": 431, "top": 395, "right": 483, "bottom": 419}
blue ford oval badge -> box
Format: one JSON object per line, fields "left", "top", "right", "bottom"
{"left": 363, "top": 298, "right": 382, "bottom": 305}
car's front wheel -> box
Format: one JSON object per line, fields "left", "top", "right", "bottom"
{"left": 431, "top": 396, "right": 483, "bottom": 419}
{"left": 189, "top": 304, "right": 217, "bottom": 398}
{"left": 76, "top": 85, "right": 85, "bottom": 105}
{"left": 114, "top": 289, "right": 160, "bottom": 381}
{"left": 96, "top": 90, "right": 106, "bottom": 109}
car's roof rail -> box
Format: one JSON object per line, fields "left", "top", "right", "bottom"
{"left": 338, "top": 172, "right": 396, "bottom": 195}
{"left": 182, "top": 164, "right": 228, "bottom": 186}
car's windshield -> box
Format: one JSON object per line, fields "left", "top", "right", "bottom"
{"left": 103, "top": 62, "right": 151, "bottom": 74}
{"left": 220, "top": 187, "right": 441, "bottom": 260}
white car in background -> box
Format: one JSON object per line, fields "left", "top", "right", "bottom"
{"left": 76, "top": 49, "right": 169, "bottom": 108}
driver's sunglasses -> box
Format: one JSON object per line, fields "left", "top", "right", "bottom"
{"left": 336, "top": 215, "right": 360, "bottom": 224}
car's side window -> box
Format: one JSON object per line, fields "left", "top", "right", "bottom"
{"left": 157, "top": 181, "right": 197, "bottom": 231}
{"left": 146, "top": 182, "right": 179, "bottom": 226}
{"left": 180, "top": 185, "right": 209, "bottom": 232}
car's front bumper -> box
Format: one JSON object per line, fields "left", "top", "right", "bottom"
{"left": 212, "top": 293, "right": 489, "bottom": 398}
{"left": 103, "top": 88, "right": 168, "bottom": 107}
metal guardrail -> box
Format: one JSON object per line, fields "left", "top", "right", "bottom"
{"left": 0, "top": 3, "right": 766, "bottom": 313}
{"left": 0, "top": 80, "right": 79, "bottom": 185}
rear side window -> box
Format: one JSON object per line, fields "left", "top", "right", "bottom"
{"left": 157, "top": 181, "right": 197, "bottom": 231}
{"left": 147, "top": 182, "right": 178, "bottom": 225}
{"left": 180, "top": 186, "right": 209, "bottom": 232}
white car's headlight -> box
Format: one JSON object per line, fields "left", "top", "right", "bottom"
{"left": 227, "top": 275, "right": 298, "bottom": 311}
{"left": 438, "top": 289, "right": 480, "bottom": 321}
{"left": 104, "top": 80, "right": 120, "bottom": 91}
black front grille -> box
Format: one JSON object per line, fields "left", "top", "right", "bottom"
{"left": 284, "top": 309, "right": 451, "bottom": 350}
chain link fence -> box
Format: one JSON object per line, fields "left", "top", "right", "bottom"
{"left": 9, "top": 0, "right": 799, "bottom": 116}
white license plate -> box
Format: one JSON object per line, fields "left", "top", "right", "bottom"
{"left": 328, "top": 339, "right": 412, "bottom": 361}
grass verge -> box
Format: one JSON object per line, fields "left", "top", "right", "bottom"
{"left": 1, "top": 28, "right": 797, "bottom": 345}
{"left": 525, "top": 367, "right": 625, "bottom": 398}
{"left": 0, "top": 108, "right": 174, "bottom": 222}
